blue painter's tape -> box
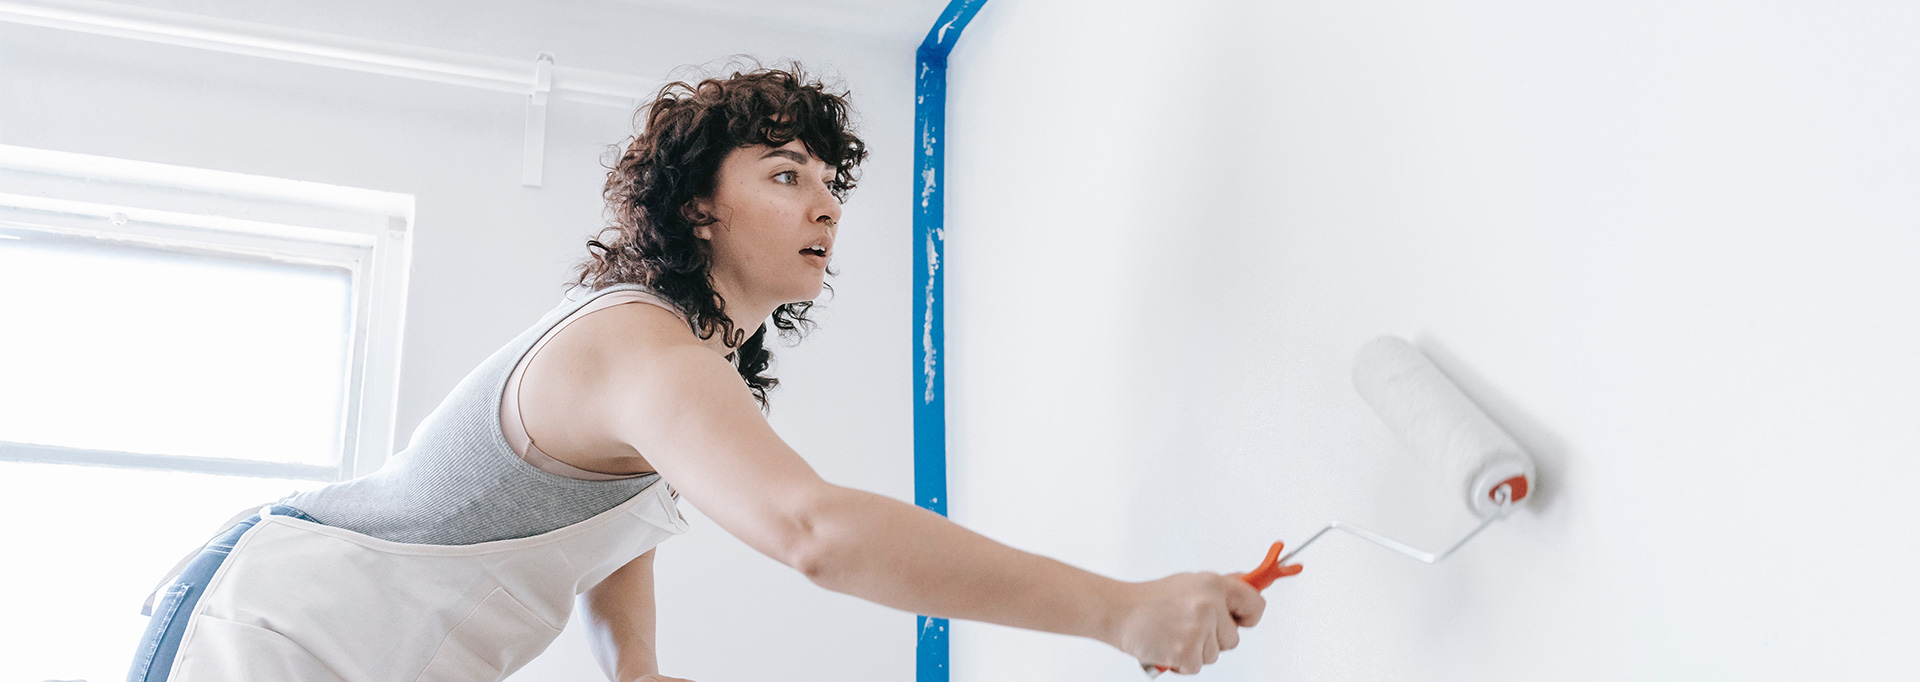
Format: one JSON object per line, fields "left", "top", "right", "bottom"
{"left": 920, "top": 0, "right": 992, "bottom": 64}
{"left": 914, "top": 2, "right": 989, "bottom": 682}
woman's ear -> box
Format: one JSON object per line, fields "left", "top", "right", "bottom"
{"left": 682, "top": 198, "right": 716, "bottom": 239}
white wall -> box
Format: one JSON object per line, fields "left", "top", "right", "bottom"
{"left": 943, "top": 1, "right": 1919, "bottom": 680}
{"left": 2, "top": 1, "right": 925, "bottom": 679}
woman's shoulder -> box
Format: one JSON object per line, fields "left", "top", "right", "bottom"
{"left": 538, "top": 287, "right": 720, "bottom": 384}
{"left": 563, "top": 298, "right": 699, "bottom": 357}
{"left": 564, "top": 284, "right": 688, "bottom": 322}
{"left": 516, "top": 286, "right": 729, "bottom": 464}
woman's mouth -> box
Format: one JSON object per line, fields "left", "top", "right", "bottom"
{"left": 801, "top": 245, "right": 829, "bottom": 268}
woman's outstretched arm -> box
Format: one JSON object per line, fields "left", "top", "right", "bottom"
{"left": 549, "top": 304, "right": 1265, "bottom": 675}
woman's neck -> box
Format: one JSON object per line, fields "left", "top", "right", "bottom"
{"left": 703, "top": 280, "right": 776, "bottom": 359}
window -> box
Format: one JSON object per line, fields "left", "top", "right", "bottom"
{"left": 0, "top": 144, "right": 412, "bottom": 681}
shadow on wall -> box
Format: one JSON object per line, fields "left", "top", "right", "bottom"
{"left": 1096, "top": 333, "right": 1576, "bottom": 679}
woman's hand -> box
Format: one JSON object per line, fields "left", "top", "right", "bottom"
{"left": 1107, "top": 572, "right": 1267, "bottom": 675}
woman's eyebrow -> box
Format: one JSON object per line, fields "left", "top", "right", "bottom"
{"left": 759, "top": 149, "right": 814, "bottom": 165}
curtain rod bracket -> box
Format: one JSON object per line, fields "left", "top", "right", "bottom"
{"left": 521, "top": 53, "right": 555, "bottom": 188}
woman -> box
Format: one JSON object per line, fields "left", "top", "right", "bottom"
{"left": 127, "top": 64, "right": 1278, "bottom": 682}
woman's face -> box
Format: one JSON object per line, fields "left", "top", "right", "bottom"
{"left": 694, "top": 139, "right": 843, "bottom": 306}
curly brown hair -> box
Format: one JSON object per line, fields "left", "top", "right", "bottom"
{"left": 576, "top": 62, "right": 866, "bottom": 408}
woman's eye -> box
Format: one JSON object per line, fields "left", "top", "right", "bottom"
{"left": 774, "top": 171, "right": 798, "bottom": 185}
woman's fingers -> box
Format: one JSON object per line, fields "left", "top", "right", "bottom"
{"left": 1123, "top": 570, "right": 1284, "bottom": 675}
{"left": 1187, "top": 576, "right": 1238, "bottom": 671}
{"left": 1217, "top": 606, "right": 1242, "bottom": 652}
{"left": 1224, "top": 576, "right": 1267, "bottom": 628}
{"left": 1167, "top": 651, "right": 1207, "bottom": 674}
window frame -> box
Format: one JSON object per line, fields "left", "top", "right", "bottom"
{"left": 0, "top": 144, "right": 413, "bottom": 481}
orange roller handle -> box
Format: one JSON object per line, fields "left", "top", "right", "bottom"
{"left": 1240, "top": 540, "right": 1305, "bottom": 590}
{"left": 1146, "top": 541, "right": 1302, "bottom": 677}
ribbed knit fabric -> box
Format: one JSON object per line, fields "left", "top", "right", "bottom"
{"left": 282, "top": 283, "right": 674, "bottom": 545}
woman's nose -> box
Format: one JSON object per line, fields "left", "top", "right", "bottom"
{"left": 814, "top": 189, "right": 842, "bottom": 226}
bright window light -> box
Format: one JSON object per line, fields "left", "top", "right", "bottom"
{"left": 0, "top": 232, "right": 354, "bottom": 466}
{"left": 0, "top": 145, "right": 413, "bottom": 682}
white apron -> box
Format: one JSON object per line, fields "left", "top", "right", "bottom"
{"left": 165, "top": 479, "right": 688, "bottom": 681}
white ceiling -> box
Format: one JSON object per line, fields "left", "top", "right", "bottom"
{"left": 609, "top": 0, "right": 956, "bottom": 45}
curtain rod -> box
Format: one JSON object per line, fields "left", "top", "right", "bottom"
{"left": 0, "top": 0, "right": 655, "bottom": 108}
{"left": 0, "top": 0, "right": 662, "bottom": 185}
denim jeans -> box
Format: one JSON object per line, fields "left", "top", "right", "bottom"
{"left": 124, "top": 505, "right": 317, "bottom": 682}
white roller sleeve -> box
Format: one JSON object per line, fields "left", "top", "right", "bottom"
{"left": 1352, "top": 336, "right": 1535, "bottom": 517}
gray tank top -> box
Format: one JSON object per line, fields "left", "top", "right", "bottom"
{"left": 283, "top": 283, "right": 673, "bottom": 545}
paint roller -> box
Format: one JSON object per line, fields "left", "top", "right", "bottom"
{"left": 1141, "top": 335, "right": 1536, "bottom": 677}
{"left": 1279, "top": 334, "right": 1535, "bottom": 563}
